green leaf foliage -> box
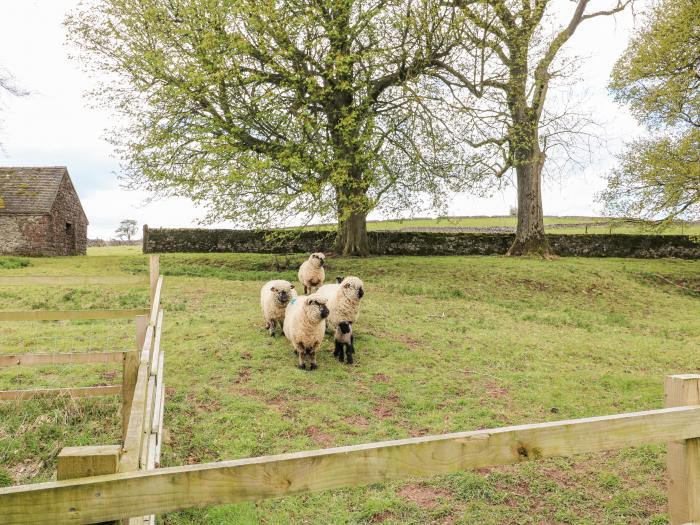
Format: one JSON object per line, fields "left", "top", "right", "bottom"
{"left": 66, "top": 0, "right": 473, "bottom": 254}
{"left": 604, "top": 0, "right": 700, "bottom": 224}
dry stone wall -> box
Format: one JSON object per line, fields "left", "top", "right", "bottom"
{"left": 143, "top": 226, "right": 700, "bottom": 259}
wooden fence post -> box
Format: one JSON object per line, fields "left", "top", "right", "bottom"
{"left": 123, "top": 315, "right": 147, "bottom": 440}
{"left": 665, "top": 374, "right": 700, "bottom": 525}
{"left": 57, "top": 445, "right": 122, "bottom": 524}
{"left": 149, "top": 255, "right": 160, "bottom": 304}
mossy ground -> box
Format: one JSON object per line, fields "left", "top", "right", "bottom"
{"left": 1, "top": 247, "right": 698, "bottom": 524}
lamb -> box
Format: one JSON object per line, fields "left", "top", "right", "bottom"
{"left": 333, "top": 321, "right": 355, "bottom": 364}
{"left": 283, "top": 293, "right": 329, "bottom": 370}
{"left": 315, "top": 275, "right": 364, "bottom": 329}
{"left": 260, "top": 280, "right": 297, "bottom": 336}
{"left": 298, "top": 253, "right": 326, "bottom": 294}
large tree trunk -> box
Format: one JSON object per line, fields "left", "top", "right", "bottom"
{"left": 507, "top": 147, "right": 550, "bottom": 256}
{"left": 336, "top": 210, "right": 369, "bottom": 256}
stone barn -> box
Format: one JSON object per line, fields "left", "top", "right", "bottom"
{"left": 0, "top": 167, "right": 88, "bottom": 256}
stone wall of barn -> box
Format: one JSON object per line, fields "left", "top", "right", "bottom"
{"left": 46, "top": 175, "right": 88, "bottom": 255}
{"left": 0, "top": 214, "right": 51, "bottom": 256}
{"left": 0, "top": 176, "right": 87, "bottom": 256}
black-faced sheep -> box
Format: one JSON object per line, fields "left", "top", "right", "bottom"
{"left": 260, "top": 279, "right": 297, "bottom": 336}
{"left": 298, "top": 252, "right": 326, "bottom": 294}
{"left": 283, "top": 293, "right": 329, "bottom": 370}
{"left": 333, "top": 321, "right": 355, "bottom": 364}
{"left": 315, "top": 275, "right": 364, "bottom": 329}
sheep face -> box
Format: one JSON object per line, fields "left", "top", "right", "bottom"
{"left": 338, "top": 321, "right": 352, "bottom": 334}
{"left": 309, "top": 252, "right": 326, "bottom": 268}
{"left": 339, "top": 276, "right": 364, "bottom": 301}
{"left": 270, "top": 282, "right": 295, "bottom": 305}
{"left": 304, "top": 295, "right": 329, "bottom": 322}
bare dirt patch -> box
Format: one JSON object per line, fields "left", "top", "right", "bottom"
{"left": 185, "top": 392, "right": 222, "bottom": 414}
{"left": 399, "top": 483, "right": 454, "bottom": 509}
{"left": 372, "top": 373, "right": 390, "bottom": 382}
{"left": 306, "top": 425, "right": 334, "bottom": 446}
{"left": 234, "top": 367, "right": 252, "bottom": 384}
{"left": 9, "top": 458, "right": 44, "bottom": 483}
{"left": 483, "top": 381, "right": 509, "bottom": 399}
{"left": 369, "top": 510, "right": 398, "bottom": 523}
{"left": 372, "top": 393, "right": 401, "bottom": 419}
{"left": 344, "top": 415, "right": 369, "bottom": 428}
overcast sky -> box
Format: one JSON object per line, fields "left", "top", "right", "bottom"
{"left": 0, "top": 0, "right": 646, "bottom": 239}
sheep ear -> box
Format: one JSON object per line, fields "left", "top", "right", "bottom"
{"left": 290, "top": 284, "right": 295, "bottom": 289}
{"left": 336, "top": 276, "right": 344, "bottom": 284}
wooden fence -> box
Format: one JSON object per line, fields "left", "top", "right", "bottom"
{"left": 1, "top": 374, "right": 699, "bottom": 523}
{"left": 0, "top": 256, "right": 166, "bottom": 525}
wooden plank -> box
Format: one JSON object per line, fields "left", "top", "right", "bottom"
{"left": 0, "top": 351, "right": 130, "bottom": 368}
{"left": 120, "top": 361, "right": 149, "bottom": 473}
{"left": 146, "top": 434, "right": 157, "bottom": 471}
{"left": 0, "top": 385, "right": 122, "bottom": 401}
{"left": 154, "top": 378, "right": 165, "bottom": 464}
{"left": 0, "top": 276, "right": 145, "bottom": 286}
{"left": 135, "top": 315, "right": 148, "bottom": 355}
{"left": 3, "top": 405, "right": 700, "bottom": 524}
{"left": 56, "top": 445, "right": 122, "bottom": 525}
{"left": 0, "top": 309, "right": 149, "bottom": 322}
{"left": 150, "top": 310, "right": 164, "bottom": 375}
{"left": 150, "top": 354, "right": 165, "bottom": 434}
{"left": 148, "top": 276, "right": 163, "bottom": 328}
{"left": 57, "top": 445, "right": 122, "bottom": 481}
{"left": 120, "top": 320, "right": 154, "bottom": 472}
{"left": 149, "top": 255, "right": 160, "bottom": 304}
{"left": 139, "top": 375, "right": 157, "bottom": 469}
{"left": 666, "top": 375, "right": 700, "bottom": 525}
{"left": 122, "top": 351, "right": 140, "bottom": 441}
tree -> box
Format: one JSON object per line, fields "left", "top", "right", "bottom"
{"left": 438, "top": 0, "right": 632, "bottom": 255}
{"left": 66, "top": 0, "right": 472, "bottom": 256}
{"left": 115, "top": 219, "right": 138, "bottom": 241}
{"left": 601, "top": 0, "right": 699, "bottom": 225}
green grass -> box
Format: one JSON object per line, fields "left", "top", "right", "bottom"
{"left": 1, "top": 247, "right": 699, "bottom": 523}
{"left": 303, "top": 216, "right": 700, "bottom": 235}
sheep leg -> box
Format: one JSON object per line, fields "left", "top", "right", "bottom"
{"left": 268, "top": 319, "right": 276, "bottom": 337}
{"left": 345, "top": 338, "right": 355, "bottom": 365}
{"left": 295, "top": 345, "right": 306, "bottom": 369}
{"left": 303, "top": 285, "right": 308, "bottom": 295}
{"left": 334, "top": 340, "right": 344, "bottom": 362}
{"left": 308, "top": 348, "right": 318, "bottom": 370}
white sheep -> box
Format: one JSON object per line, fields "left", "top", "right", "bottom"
{"left": 260, "top": 279, "right": 297, "bottom": 336}
{"left": 283, "top": 293, "right": 329, "bottom": 370}
{"left": 315, "top": 275, "right": 364, "bottom": 329}
{"left": 298, "top": 252, "right": 326, "bottom": 294}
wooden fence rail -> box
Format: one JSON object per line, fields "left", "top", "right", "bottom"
{"left": 0, "top": 385, "right": 122, "bottom": 401}
{"left": 0, "top": 351, "right": 134, "bottom": 368}
{"left": 1, "top": 403, "right": 700, "bottom": 524}
{"left": 0, "top": 276, "right": 146, "bottom": 286}
{"left": 0, "top": 309, "right": 149, "bottom": 322}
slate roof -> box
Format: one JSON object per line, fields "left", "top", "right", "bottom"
{"left": 0, "top": 167, "right": 73, "bottom": 215}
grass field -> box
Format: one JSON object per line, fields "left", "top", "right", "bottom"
{"left": 1, "top": 247, "right": 699, "bottom": 524}
{"left": 305, "top": 216, "right": 700, "bottom": 235}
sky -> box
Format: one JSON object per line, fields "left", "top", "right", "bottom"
{"left": 0, "top": 1, "right": 646, "bottom": 239}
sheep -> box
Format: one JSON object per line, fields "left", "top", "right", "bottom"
{"left": 260, "top": 280, "right": 297, "bottom": 336}
{"left": 315, "top": 275, "right": 364, "bottom": 329}
{"left": 298, "top": 252, "right": 326, "bottom": 294}
{"left": 333, "top": 321, "right": 355, "bottom": 364}
{"left": 283, "top": 293, "right": 329, "bottom": 370}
